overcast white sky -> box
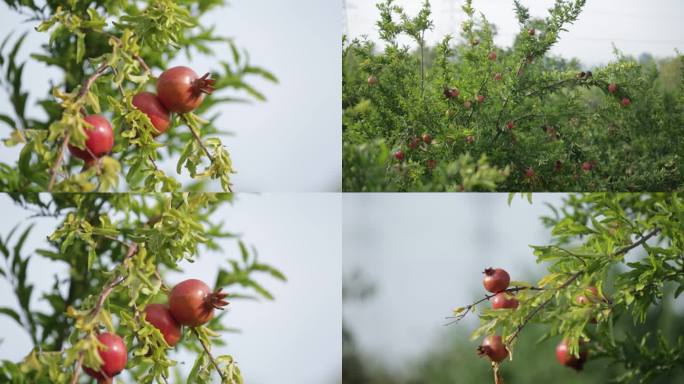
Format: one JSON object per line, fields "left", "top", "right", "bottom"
{"left": 0, "top": 1, "right": 342, "bottom": 192}
{"left": 346, "top": 0, "right": 684, "bottom": 65}
{"left": 0, "top": 193, "right": 341, "bottom": 383}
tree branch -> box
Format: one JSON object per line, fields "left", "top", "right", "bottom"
{"left": 505, "top": 228, "right": 660, "bottom": 346}
{"left": 445, "top": 286, "right": 544, "bottom": 325}
{"left": 192, "top": 328, "right": 226, "bottom": 382}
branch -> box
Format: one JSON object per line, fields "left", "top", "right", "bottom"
{"left": 445, "top": 286, "right": 544, "bottom": 325}
{"left": 192, "top": 328, "right": 226, "bottom": 382}
{"left": 48, "top": 63, "right": 111, "bottom": 191}
{"left": 505, "top": 228, "right": 660, "bottom": 346}
{"left": 69, "top": 241, "right": 138, "bottom": 384}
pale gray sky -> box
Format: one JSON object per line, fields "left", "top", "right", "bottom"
{"left": 0, "top": 193, "right": 342, "bottom": 383}
{"left": 0, "top": 0, "right": 342, "bottom": 192}
{"left": 346, "top": 0, "right": 684, "bottom": 65}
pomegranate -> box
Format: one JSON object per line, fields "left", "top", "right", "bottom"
{"left": 144, "top": 304, "right": 182, "bottom": 347}
{"left": 68, "top": 115, "right": 114, "bottom": 161}
{"left": 483, "top": 268, "right": 510, "bottom": 293}
{"left": 156, "top": 66, "right": 215, "bottom": 113}
{"left": 394, "top": 150, "right": 405, "bottom": 161}
{"left": 478, "top": 335, "right": 508, "bottom": 362}
{"left": 132, "top": 92, "right": 171, "bottom": 135}
{"left": 83, "top": 332, "right": 127, "bottom": 380}
{"left": 168, "top": 279, "right": 228, "bottom": 327}
{"left": 491, "top": 292, "right": 519, "bottom": 310}
{"left": 556, "top": 339, "right": 589, "bottom": 370}
{"left": 422, "top": 133, "right": 432, "bottom": 144}
{"left": 608, "top": 83, "right": 618, "bottom": 94}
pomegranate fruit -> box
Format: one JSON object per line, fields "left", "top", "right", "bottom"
{"left": 68, "top": 115, "right": 114, "bottom": 161}
{"left": 408, "top": 137, "right": 421, "bottom": 149}
{"left": 554, "top": 160, "right": 563, "bottom": 172}
{"left": 464, "top": 100, "right": 472, "bottom": 110}
{"left": 608, "top": 83, "right": 618, "bottom": 94}
{"left": 465, "top": 135, "right": 475, "bottom": 144}
{"left": 132, "top": 92, "right": 170, "bottom": 135}
{"left": 83, "top": 332, "right": 127, "bottom": 380}
{"left": 477, "top": 95, "right": 485, "bottom": 104}
{"left": 581, "top": 162, "right": 593, "bottom": 172}
{"left": 494, "top": 73, "right": 502, "bottom": 81}
{"left": 491, "top": 292, "right": 519, "bottom": 310}
{"left": 556, "top": 339, "right": 589, "bottom": 370}
{"left": 422, "top": 133, "right": 432, "bottom": 144}
{"left": 506, "top": 121, "right": 515, "bottom": 130}
{"left": 394, "top": 150, "right": 405, "bottom": 161}
{"left": 528, "top": 28, "right": 536, "bottom": 36}
{"left": 478, "top": 335, "right": 508, "bottom": 362}
{"left": 427, "top": 159, "right": 437, "bottom": 170}
{"left": 525, "top": 168, "right": 535, "bottom": 178}
{"left": 444, "top": 88, "right": 460, "bottom": 99}
{"left": 488, "top": 51, "right": 497, "bottom": 61}
{"left": 367, "top": 75, "right": 379, "bottom": 85}
{"left": 144, "top": 304, "right": 182, "bottom": 347}
{"left": 621, "top": 97, "right": 631, "bottom": 106}
{"left": 169, "top": 279, "right": 228, "bottom": 327}
{"left": 483, "top": 268, "right": 510, "bottom": 293}
{"left": 156, "top": 66, "right": 215, "bottom": 113}
{"left": 575, "top": 286, "right": 599, "bottom": 305}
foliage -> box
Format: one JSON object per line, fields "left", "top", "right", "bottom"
{"left": 342, "top": 0, "right": 684, "bottom": 191}
{"left": 448, "top": 193, "right": 684, "bottom": 382}
{"left": 0, "top": 193, "right": 285, "bottom": 383}
{"left": 0, "top": 0, "right": 277, "bottom": 192}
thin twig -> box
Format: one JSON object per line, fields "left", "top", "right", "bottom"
{"left": 189, "top": 124, "right": 212, "bottom": 159}
{"left": 192, "top": 328, "right": 226, "bottom": 381}
{"left": 445, "top": 286, "right": 544, "bottom": 326}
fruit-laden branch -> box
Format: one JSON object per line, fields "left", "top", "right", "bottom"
{"left": 505, "top": 227, "right": 661, "bottom": 346}
{"left": 446, "top": 285, "right": 545, "bottom": 325}
{"left": 48, "top": 63, "right": 111, "bottom": 192}
{"left": 69, "top": 240, "right": 138, "bottom": 384}
{"left": 191, "top": 328, "right": 226, "bottom": 382}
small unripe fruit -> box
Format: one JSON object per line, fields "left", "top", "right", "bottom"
{"left": 444, "top": 88, "right": 460, "bottom": 99}
{"left": 367, "top": 75, "right": 379, "bottom": 85}
{"left": 621, "top": 97, "right": 631, "bottom": 106}
{"left": 525, "top": 168, "right": 535, "bottom": 178}
{"left": 491, "top": 292, "right": 519, "bottom": 310}
{"left": 427, "top": 159, "right": 437, "bottom": 170}
{"left": 506, "top": 121, "right": 515, "bottom": 130}
{"left": 477, "top": 95, "right": 485, "bottom": 104}
{"left": 494, "top": 73, "right": 502, "bottom": 81}
{"left": 464, "top": 100, "right": 472, "bottom": 109}
{"left": 575, "top": 286, "right": 599, "bottom": 305}
{"left": 608, "top": 83, "right": 618, "bottom": 94}
{"left": 394, "top": 150, "right": 405, "bottom": 161}
{"left": 483, "top": 268, "right": 510, "bottom": 293}
{"left": 581, "top": 162, "right": 593, "bottom": 172}
{"left": 422, "top": 133, "right": 432, "bottom": 144}
{"left": 465, "top": 135, "right": 475, "bottom": 144}
{"left": 488, "top": 51, "right": 497, "bottom": 61}
{"left": 68, "top": 115, "right": 114, "bottom": 161}
{"left": 528, "top": 28, "right": 536, "bottom": 36}
{"left": 478, "top": 335, "right": 508, "bottom": 362}
{"left": 471, "top": 38, "right": 480, "bottom": 46}
{"left": 556, "top": 340, "right": 589, "bottom": 371}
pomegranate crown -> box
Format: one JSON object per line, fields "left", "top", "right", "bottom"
{"left": 483, "top": 267, "right": 496, "bottom": 276}
{"left": 193, "top": 72, "right": 216, "bottom": 95}
{"left": 208, "top": 287, "right": 229, "bottom": 310}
